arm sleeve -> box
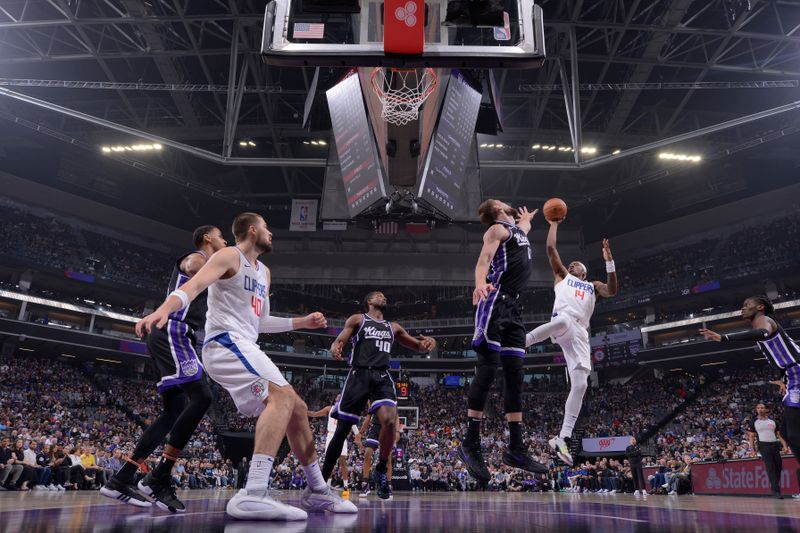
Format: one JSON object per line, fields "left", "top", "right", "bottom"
{"left": 722, "top": 329, "right": 770, "bottom": 342}
{"left": 259, "top": 315, "right": 295, "bottom": 334}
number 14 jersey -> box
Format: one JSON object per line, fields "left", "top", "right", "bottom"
{"left": 350, "top": 314, "right": 395, "bottom": 368}
{"left": 552, "top": 273, "right": 596, "bottom": 328}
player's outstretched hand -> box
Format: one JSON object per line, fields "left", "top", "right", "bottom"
{"left": 770, "top": 379, "right": 787, "bottom": 396}
{"left": 330, "top": 340, "right": 344, "bottom": 360}
{"left": 602, "top": 239, "right": 613, "bottom": 261}
{"left": 698, "top": 328, "right": 722, "bottom": 342}
{"left": 517, "top": 206, "right": 538, "bottom": 223}
{"left": 418, "top": 336, "right": 436, "bottom": 352}
{"left": 136, "top": 309, "right": 169, "bottom": 337}
{"left": 301, "top": 312, "right": 327, "bottom": 330}
{"left": 473, "top": 283, "right": 496, "bottom": 305}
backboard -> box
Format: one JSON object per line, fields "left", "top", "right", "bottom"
{"left": 261, "top": 0, "right": 546, "bottom": 68}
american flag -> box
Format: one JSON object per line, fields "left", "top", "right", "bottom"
{"left": 293, "top": 22, "right": 325, "bottom": 39}
{"left": 375, "top": 221, "right": 398, "bottom": 235}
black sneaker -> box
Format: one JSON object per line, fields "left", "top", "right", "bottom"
{"left": 376, "top": 470, "right": 393, "bottom": 500}
{"left": 458, "top": 442, "right": 491, "bottom": 483}
{"left": 359, "top": 481, "right": 371, "bottom": 497}
{"left": 100, "top": 476, "right": 152, "bottom": 508}
{"left": 502, "top": 447, "right": 550, "bottom": 474}
{"left": 138, "top": 473, "right": 186, "bottom": 513}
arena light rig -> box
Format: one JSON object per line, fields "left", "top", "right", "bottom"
{"left": 101, "top": 143, "right": 163, "bottom": 153}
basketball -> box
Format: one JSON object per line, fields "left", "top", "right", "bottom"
{"left": 543, "top": 198, "right": 568, "bottom": 222}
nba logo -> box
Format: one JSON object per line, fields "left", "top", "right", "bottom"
{"left": 494, "top": 12, "right": 511, "bottom": 41}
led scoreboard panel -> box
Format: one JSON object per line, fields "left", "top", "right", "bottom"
{"left": 326, "top": 72, "right": 386, "bottom": 217}
{"left": 395, "top": 380, "right": 410, "bottom": 400}
{"left": 418, "top": 71, "right": 482, "bottom": 217}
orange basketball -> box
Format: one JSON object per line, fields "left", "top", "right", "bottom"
{"left": 543, "top": 198, "right": 567, "bottom": 222}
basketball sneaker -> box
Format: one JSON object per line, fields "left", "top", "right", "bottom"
{"left": 138, "top": 472, "right": 185, "bottom": 513}
{"left": 226, "top": 488, "right": 308, "bottom": 521}
{"left": 502, "top": 447, "right": 549, "bottom": 474}
{"left": 376, "top": 470, "right": 393, "bottom": 500}
{"left": 359, "top": 481, "right": 370, "bottom": 497}
{"left": 100, "top": 476, "right": 152, "bottom": 508}
{"left": 458, "top": 442, "right": 491, "bottom": 483}
{"left": 548, "top": 436, "right": 574, "bottom": 466}
{"left": 300, "top": 486, "right": 358, "bottom": 513}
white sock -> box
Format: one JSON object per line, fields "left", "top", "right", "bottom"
{"left": 526, "top": 316, "right": 570, "bottom": 346}
{"left": 245, "top": 454, "right": 274, "bottom": 494}
{"left": 303, "top": 462, "right": 327, "bottom": 491}
{"left": 343, "top": 479, "right": 349, "bottom": 488}
{"left": 559, "top": 368, "right": 589, "bottom": 439}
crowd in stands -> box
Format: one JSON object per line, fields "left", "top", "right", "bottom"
{"left": 0, "top": 345, "right": 790, "bottom": 497}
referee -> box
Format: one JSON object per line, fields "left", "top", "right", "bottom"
{"left": 747, "top": 403, "right": 787, "bottom": 499}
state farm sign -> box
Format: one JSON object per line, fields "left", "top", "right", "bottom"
{"left": 692, "top": 458, "right": 799, "bottom": 495}
{"left": 582, "top": 436, "right": 632, "bottom": 453}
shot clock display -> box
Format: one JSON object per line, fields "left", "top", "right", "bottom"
{"left": 395, "top": 380, "right": 409, "bottom": 400}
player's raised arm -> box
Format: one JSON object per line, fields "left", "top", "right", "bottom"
{"left": 330, "top": 314, "right": 363, "bottom": 360}
{"left": 473, "top": 224, "right": 507, "bottom": 305}
{"left": 545, "top": 219, "right": 569, "bottom": 281}
{"left": 393, "top": 323, "right": 436, "bottom": 353}
{"left": 136, "top": 247, "right": 239, "bottom": 336}
{"left": 593, "top": 239, "right": 618, "bottom": 298}
{"left": 515, "top": 206, "right": 538, "bottom": 235}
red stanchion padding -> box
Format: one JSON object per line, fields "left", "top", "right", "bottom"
{"left": 384, "top": 0, "right": 424, "bottom": 54}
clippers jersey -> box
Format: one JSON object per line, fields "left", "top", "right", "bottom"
{"left": 552, "top": 273, "right": 596, "bottom": 328}
{"left": 205, "top": 248, "right": 269, "bottom": 342}
{"left": 487, "top": 221, "right": 532, "bottom": 296}
{"left": 349, "top": 314, "right": 394, "bottom": 368}
{"left": 757, "top": 322, "right": 800, "bottom": 406}
{"left": 166, "top": 251, "right": 208, "bottom": 332}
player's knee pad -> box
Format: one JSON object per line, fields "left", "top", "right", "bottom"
{"left": 501, "top": 356, "right": 524, "bottom": 413}
{"left": 467, "top": 357, "right": 499, "bottom": 411}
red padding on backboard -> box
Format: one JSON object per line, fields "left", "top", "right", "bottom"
{"left": 384, "top": 0, "right": 424, "bottom": 54}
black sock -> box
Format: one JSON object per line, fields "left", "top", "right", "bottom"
{"left": 153, "top": 453, "right": 177, "bottom": 480}
{"left": 376, "top": 458, "right": 388, "bottom": 473}
{"left": 465, "top": 417, "right": 481, "bottom": 445}
{"left": 509, "top": 421, "right": 523, "bottom": 450}
{"left": 115, "top": 460, "right": 141, "bottom": 484}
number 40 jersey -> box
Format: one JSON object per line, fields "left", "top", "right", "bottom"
{"left": 349, "top": 314, "right": 395, "bottom": 368}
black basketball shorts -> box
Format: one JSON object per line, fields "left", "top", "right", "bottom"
{"left": 331, "top": 368, "right": 397, "bottom": 424}
{"left": 471, "top": 292, "right": 526, "bottom": 357}
{"left": 145, "top": 319, "right": 204, "bottom": 393}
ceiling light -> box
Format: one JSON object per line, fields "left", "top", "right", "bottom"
{"left": 495, "top": 143, "right": 503, "bottom": 148}
{"left": 248, "top": 141, "right": 256, "bottom": 147}
{"left": 658, "top": 152, "right": 702, "bottom": 162}
{"left": 547, "top": 146, "right": 556, "bottom": 151}
{"left": 239, "top": 141, "right": 248, "bottom": 146}
{"left": 96, "top": 358, "right": 121, "bottom": 364}
{"left": 532, "top": 144, "right": 540, "bottom": 149}
{"left": 612, "top": 149, "right": 621, "bottom": 155}
{"left": 19, "top": 347, "right": 34, "bottom": 352}
{"left": 580, "top": 147, "right": 597, "bottom": 154}
{"left": 61, "top": 353, "right": 76, "bottom": 358}
{"left": 101, "top": 143, "right": 163, "bottom": 154}
{"left": 303, "top": 141, "right": 310, "bottom": 145}
{"left": 318, "top": 140, "right": 327, "bottom": 146}
{"left": 480, "top": 143, "right": 488, "bottom": 148}
{"left": 487, "top": 144, "right": 495, "bottom": 148}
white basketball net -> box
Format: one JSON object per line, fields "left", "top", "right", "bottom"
{"left": 370, "top": 68, "right": 438, "bottom": 126}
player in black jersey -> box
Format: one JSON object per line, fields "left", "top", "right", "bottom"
{"left": 357, "top": 403, "right": 401, "bottom": 497}
{"left": 101, "top": 225, "right": 226, "bottom": 512}
{"left": 461, "top": 199, "right": 548, "bottom": 484}
{"left": 324, "top": 291, "right": 435, "bottom": 499}
{"left": 700, "top": 295, "right": 800, "bottom": 494}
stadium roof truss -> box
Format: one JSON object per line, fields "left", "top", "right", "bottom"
{"left": 0, "top": 0, "right": 798, "bottom": 204}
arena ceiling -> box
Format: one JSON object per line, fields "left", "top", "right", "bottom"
{"left": 0, "top": 0, "right": 798, "bottom": 241}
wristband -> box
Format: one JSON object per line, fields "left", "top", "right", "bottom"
{"left": 605, "top": 261, "right": 616, "bottom": 273}
{"left": 169, "top": 289, "right": 189, "bottom": 310}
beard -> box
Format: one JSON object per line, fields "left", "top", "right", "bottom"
{"left": 372, "top": 302, "right": 387, "bottom": 311}
{"left": 257, "top": 237, "right": 273, "bottom": 254}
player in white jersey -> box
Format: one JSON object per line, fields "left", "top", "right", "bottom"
{"left": 136, "top": 212, "right": 357, "bottom": 521}
{"left": 308, "top": 395, "right": 359, "bottom": 489}
{"left": 524, "top": 217, "right": 618, "bottom": 466}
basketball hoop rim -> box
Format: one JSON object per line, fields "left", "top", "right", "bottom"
{"left": 369, "top": 67, "right": 438, "bottom": 105}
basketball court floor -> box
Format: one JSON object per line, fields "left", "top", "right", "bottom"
{"left": 2, "top": 490, "right": 800, "bottom": 532}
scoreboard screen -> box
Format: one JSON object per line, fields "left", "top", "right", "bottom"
{"left": 395, "top": 380, "right": 409, "bottom": 400}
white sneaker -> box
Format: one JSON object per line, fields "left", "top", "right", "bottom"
{"left": 661, "top": 483, "right": 669, "bottom": 489}
{"left": 33, "top": 485, "right": 46, "bottom": 491}
{"left": 548, "top": 436, "right": 574, "bottom": 466}
{"left": 300, "top": 486, "right": 358, "bottom": 513}
{"left": 226, "top": 489, "right": 308, "bottom": 521}
{"left": 792, "top": 494, "right": 800, "bottom": 500}
{"left": 56, "top": 485, "right": 66, "bottom": 491}
{"left": 633, "top": 490, "right": 640, "bottom": 496}
{"left": 668, "top": 490, "right": 677, "bottom": 495}
{"left": 47, "top": 484, "right": 57, "bottom": 491}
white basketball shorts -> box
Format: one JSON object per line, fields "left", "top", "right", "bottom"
{"left": 203, "top": 331, "right": 289, "bottom": 417}
{"left": 552, "top": 318, "right": 591, "bottom": 373}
